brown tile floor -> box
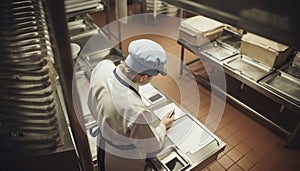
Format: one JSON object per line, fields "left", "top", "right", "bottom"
{"left": 89, "top": 5, "right": 300, "bottom": 170}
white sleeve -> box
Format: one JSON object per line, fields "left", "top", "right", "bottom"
{"left": 129, "top": 113, "right": 167, "bottom": 155}
{"left": 152, "top": 123, "right": 166, "bottom": 143}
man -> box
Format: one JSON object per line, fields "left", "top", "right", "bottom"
{"left": 87, "top": 39, "right": 174, "bottom": 171}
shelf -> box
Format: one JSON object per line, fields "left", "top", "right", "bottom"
{"left": 160, "top": 0, "right": 299, "bottom": 49}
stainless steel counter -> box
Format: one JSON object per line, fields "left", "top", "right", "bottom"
{"left": 177, "top": 32, "right": 300, "bottom": 146}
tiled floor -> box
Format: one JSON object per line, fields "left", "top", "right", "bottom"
{"left": 89, "top": 4, "right": 300, "bottom": 171}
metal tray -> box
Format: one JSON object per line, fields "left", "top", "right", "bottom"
{"left": 259, "top": 71, "right": 300, "bottom": 104}
{"left": 216, "top": 32, "right": 242, "bottom": 50}
{"left": 155, "top": 146, "right": 191, "bottom": 171}
{"left": 198, "top": 41, "right": 237, "bottom": 61}
{"left": 224, "top": 55, "right": 272, "bottom": 81}
{"left": 282, "top": 62, "right": 300, "bottom": 79}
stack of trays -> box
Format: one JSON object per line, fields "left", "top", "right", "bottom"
{"left": 0, "top": 0, "right": 60, "bottom": 157}
{"left": 179, "top": 15, "right": 224, "bottom": 46}
{"left": 146, "top": 0, "right": 168, "bottom": 15}
{"left": 65, "top": 0, "right": 103, "bottom": 14}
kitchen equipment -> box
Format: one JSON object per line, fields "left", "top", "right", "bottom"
{"left": 224, "top": 54, "right": 273, "bottom": 81}
{"left": 259, "top": 71, "right": 300, "bottom": 105}
{"left": 153, "top": 146, "right": 191, "bottom": 171}
{"left": 198, "top": 41, "right": 237, "bottom": 61}
{"left": 0, "top": 0, "right": 60, "bottom": 157}
{"left": 282, "top": 62, "right": 300, "bottom": 79}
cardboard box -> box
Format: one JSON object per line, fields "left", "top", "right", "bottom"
{"left": 179, "top": 16, "right": 224, "bottom": 46}
{"left": 240, "top": 33, "right": 293, "bottom": 68}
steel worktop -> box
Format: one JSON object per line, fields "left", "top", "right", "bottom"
{"left": 177, "top": 34, "right": 300, "bottom": 147}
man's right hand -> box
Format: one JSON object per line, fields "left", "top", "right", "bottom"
{"left": 161, "top": 111, "right": 175, "bottom": 129}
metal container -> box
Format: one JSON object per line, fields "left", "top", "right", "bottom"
{"left": 198, "top": 41, "right": 237, "bottom": 61}
{"left": 224, "top": 54, "right": 273, "bottom": 81}
{"left": 259, "top": 71, "right": 300, "bottom": 105}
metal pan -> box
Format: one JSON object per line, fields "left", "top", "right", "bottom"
{"left": 0, "top": 100, "right": 56, "bottom": 112}
{"left": 0, "top": 87, "right": 53, "bottom": 99}
{"left": 0, "top": 0, "right": 34, "bottom": 8}
{"left": 2, "top": 50, "right": 47, "bottom": 61}
{"left": 224, "top": 55, "right": 272, "bottom": 81}
{"left": 0, "top": 105, "right": 56, "bottom": 119}
{"left": 0, "top": 94, "right": 54, "bottom": 106}
{"left": 0, "top": 115, "right": 57, "bottom": 126}
{"left": 0, "top": 11, "right": 39, "bottom": 22}
{"left": 0, "top": 31, "right": 45, "bottom": 41}
{"left": 0, "top": 58, "right": 47, "bottom": 71}
{"left": 0, "top": 79, "right": 51, "bottom": 91}
{"left": 0, "top": 15, "right": 40, "bottom": 25}
{"left": 0, "top": 20, "right": 44, "bottom": 31}
{"left": 0, "top": 58, "right": 47, "bottom": 70}
{"left": 0, "top": 120, "right": 57, "bottom": 132}
{"left": 0, "top": 128, "right": 60, "bottom": 143}
{"left": 1, "top": 25, "right": 44, "bottom": 36}
{"left": 2, "top": 43, "right": 46, "bottom": 54}
{"left": 0, "top": 67, "right": 49, "bottom": 76}
{"left": 282, "top": 62, "right": 300, "bottom": 79}
{"left": 0, "top": 37, "right": 46, "bottom": 47}
{"left": 0, "top": 4, "right": 37, "bottom": 15}
{"left": 198, "top": 41, "right": 237, "bottom": 61}
{"left": 0, "top": 113, "right": 56, "bottom": 121}
{"left": 0, "top": 73, "right": 50, "bottom": 83}
{"left": 259, "top": 71, "right": 300, "bottom": 104}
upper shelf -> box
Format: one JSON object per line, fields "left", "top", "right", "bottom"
{"left": 159, "top": 0, "right": 299, "bottom": 49}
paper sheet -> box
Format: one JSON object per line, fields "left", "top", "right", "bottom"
{"left": 139, "top": 83, "right": 166, "bottom": 106}
{"left": 153, "top": 102, "right": 186, "bottom": 120}
{"left": 167, "top": 117, "right": 214, "bottom": 154}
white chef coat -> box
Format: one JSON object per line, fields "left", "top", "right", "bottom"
{"left": 87, "top": 60, "right": 166, "bottom": 171}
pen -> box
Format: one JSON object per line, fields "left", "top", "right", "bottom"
{"left": 169, "top": 109, "right": 175, "bottom": 118}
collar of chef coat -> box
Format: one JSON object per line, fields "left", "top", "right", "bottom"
{"left": 115, "top": 66, "right": 139, "bottom": 94}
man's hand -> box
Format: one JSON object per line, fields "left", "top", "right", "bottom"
{"left": 161, "top": 111, "right": 175, "bottom": 129}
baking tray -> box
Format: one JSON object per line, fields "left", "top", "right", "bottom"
{"left": 224, "top": 55, "right": 272, "bottom": 81}
{"left": 259, "top": 71, "right": 300, "bottom": 104}
{"left": 198, "top": 41, "right": 237, "bottom": 61}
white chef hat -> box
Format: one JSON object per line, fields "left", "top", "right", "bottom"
{"left": 125, "top": 39, "right": 167, "bottom": 76}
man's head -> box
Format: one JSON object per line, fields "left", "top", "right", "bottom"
{"left": 125, "top": 39, "right": 168, "bottom": 77}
